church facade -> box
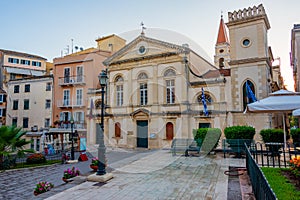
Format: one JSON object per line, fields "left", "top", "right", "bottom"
{"left": 88, "top": 4, "right": 282, "bottom": 149}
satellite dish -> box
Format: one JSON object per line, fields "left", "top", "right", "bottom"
{"left": 75, "top": 46, "right": 79, "bottom": 50}
{"left": 80, "top": 47, "right": 84, "bottom": 51}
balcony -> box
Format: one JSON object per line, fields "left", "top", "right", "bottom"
{"left": 57, "top": 99, "right": 84, "bottom": 108}
{"left": 49, "top": 122, "right": 86, "bottom": 133}
{"left": 58, "top": 75, "right": 86, "bottom": 86}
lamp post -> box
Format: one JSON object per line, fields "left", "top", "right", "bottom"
{"left": 70, "top": 115, "right": 75, "bottom": 160}
{"left": 97, "top": 70, "right": 108, "bottom": 175}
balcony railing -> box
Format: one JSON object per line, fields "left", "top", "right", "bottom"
{"left": 56, "top": 99, "right": 84, "bottom": 108}
{"left": 58, "top": 75, "right": 85, "bottom": 86}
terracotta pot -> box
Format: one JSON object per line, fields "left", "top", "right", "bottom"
{"left": 90, "top": 165, "right": 98, "bottom": 171}
{"left": 33, "top": 191, "right": 39, "bottom": 196}
{"left": 62, "top": 177, "right": 72, "bottom": 183}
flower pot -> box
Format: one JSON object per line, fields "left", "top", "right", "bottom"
{"left": 34, "top": 191, "right": 39, "bottom": 196}
{"left": 62, "top": 177, "right": 73, "bottom": 183}
{"left": 90, "top": 165, "right": 98, "bottom": 171}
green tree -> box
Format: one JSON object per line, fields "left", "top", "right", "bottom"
{"left": 0, "top": 125, "right": 33, "bottom": 169}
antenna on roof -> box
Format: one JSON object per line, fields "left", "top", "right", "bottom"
{"left": 71, "top": 39, "right": 74, "bottom": 54}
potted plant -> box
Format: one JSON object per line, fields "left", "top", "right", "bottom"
{"left": 260, "top": 128, "right": 285, "bottom": 155}
{"left": 224, "top": 126, "right": 255, "bottom": 157}
{"left": 62, "top": 166, "right": 80, "bottom": 183}
{"left": 33, "top": 181, "right": 54, "bottom": 196}
{"left": 90, "top": 157, "right": 99, "bottom": 171}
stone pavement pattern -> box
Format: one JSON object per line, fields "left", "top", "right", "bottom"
{"left": 0, "top": 148, "right": 152, "bottom": 200}
{"left": 46, "top": 150, "right": 246, "bottom": 200}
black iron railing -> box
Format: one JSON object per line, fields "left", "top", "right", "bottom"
{"left": 245, "top": 144, "right": 277, "bottom": 200}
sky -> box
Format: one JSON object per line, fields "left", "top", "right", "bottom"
{"left": 1, "top": 0, "right": 299, "bottom": 91}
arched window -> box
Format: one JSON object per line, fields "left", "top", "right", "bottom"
{"left": 197, "top": 93, "right": 213, "bottom": 104}
{"left": 164, "top": 69, "right": 176, "bottom": 104}
{"left": 164, "top": 69, "right": 176, "bottom": 77}
{"left": 138, "top": 72, "right": 148, "bottom": 80}
{"left": 219, "top": 58, "right": 225, "bottom": 68}
{"left": 115, "top": 122, "right": 121, "bottom": 138}
{"left": 115, "top": 75, "right": 124, "bottom": 106}
{"left": 242, "top": 80, "right": 256, "bottom": 110}
{"left": 166, "top": 122, "right": 174, "bottom": 140}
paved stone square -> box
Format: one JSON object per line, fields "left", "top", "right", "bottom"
{"left": 46, "top": 150, "right": 246, "bottom": 200}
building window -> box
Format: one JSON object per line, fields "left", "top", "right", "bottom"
{"left": 14, "top": 85, "right": 20, "bottom": 93}
{"left": 45, "top": 99, "right": 51, "bottom": 109}
{"left": 24, "top": 99, "right": 29, "bottom": 110}
{"left": 24, "top": 84, "right": 30, "bottom": 92}
{"left": 76, "top": 66, "right": 83, "bottom": 82}
{"left": 21, "top": 59, "right": 30, "bottom": 65}
{"left": 140, "top": 83, "right": 147, "bottom": 105}
{"left": 8, "top": 57, "right": 19, "bottom": 64}
{"left": 46, "top": 82, "right": 51, "bottom": 91}
{"left": 45, "top": 118, "right": 50, "bottom": 128}
{"left": 115, "top": 122, "right": 121, "bottom": 137}
{"left": 197, "top": 93, "right": 213, "bottom": 104}
{"left": 0, "top": 94, "right": 4, "bottom": 103}
{"left": 166, "top": 122, "right": 174, "bottom": 140}
{"left": 74, "top": 112, "right": 84, "bottom": 127}
{"left": 64, "top": 68, "right": 70, "bottom": 83}
{"left": 0, "top": 109, "right": 3, "bottom": 117}
{"left": 12, "top": 118, "right": 17, "bottom": 126}
{"left": 32, "top": 61, "right": 41, "bottom": 67}
{"left": 243, "top": 80, "right": 256, "bottom": 110}
{"left": 76, "top": 89, "right": 83, "bottom": 106}
{"left": 36, "top": 138, "right": 40, "bottom": 151}
{"left": 10, "top": 73, "right": 16, "bottom": 81}
{"left": 13, "top": 100, "right": 18, "bottom": 110}
{"left": 63, "top": 90, "right": 70, "bottom": 106}
{"left": 23, "top": 117, "right": 29, "bottom": 128}
{"left": 115, "top": 76, "right": 124, "bottom": 106}
{"left": 30, "top": 138, "right": 34, "bottom": 150}
{"left": 166, "top": 80, "right": 175, "bottom": 104}
{"left": 219, "top": 58, "right": 225, "bottom": 68}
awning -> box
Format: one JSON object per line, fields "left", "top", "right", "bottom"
{"left": 30, "top": 70, "right": 45, "bottom": 76}
{"left": 5, "top": 67, "right": 45, "bottom": 76}
{"left": 6, "top": 67, "right": 31, "bottom": 75}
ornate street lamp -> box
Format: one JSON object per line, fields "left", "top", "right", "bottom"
{"left": 70, "top": 114, "right": 75, "bottom": 160}
{"left": 97, "top": 70, "right": 108, "bottom": 175}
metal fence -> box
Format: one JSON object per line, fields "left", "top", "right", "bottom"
{"left": 250, "top": 142, "right": 300, "bottom": 168}
{"left": 245, "top": 144, "right": 277, "bottom": 200}
{"left": 1, "top": 152, "right": 63, "bottom": 170}
{"left": 223, "top": 139, "right": 300, "bottom": 167}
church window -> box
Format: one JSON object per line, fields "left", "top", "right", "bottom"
{"left": 166, "top": 122, "right": 174, "bottom": 140}
{"left": 219, "top": 49, "right": 224, "bottom": 53}
{"left": 242, "top": 38, "right": 251, "bottom": 47}
{"left": 242, "top": 80, "right": 256, "bottom": 110}
{"left": 140, "top": 83, "right": 147, "bottom": 105}
{"left": 197, "top": 93, "right": 213, "bottom": 104}
{"left": 138, "top": 72, "right": 148, "bottom": 80}
{"left": 166, "top": 80, "right": 175, "bottom": 104}
{"left": 115, "top": 75, "right": 124, "bottom": 106}
{"left": 219, "top": 58, "right": 225, "bottom": 68}
{"left": 164, "top": 69, "right": 176, "bottom": 77}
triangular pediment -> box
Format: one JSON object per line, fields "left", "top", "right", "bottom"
{"left": 103, "top": 35, "right": 187, "bottom": 66}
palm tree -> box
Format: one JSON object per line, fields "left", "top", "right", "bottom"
{"left": 0, "top": 125, "right": 33, "bottom": 169}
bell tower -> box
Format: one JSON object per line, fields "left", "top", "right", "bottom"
{"left": 226, "top": 4, "right": 272, "bottom": 111}
{"left": 214, "top": 15, "right": 230, "bottom": 69}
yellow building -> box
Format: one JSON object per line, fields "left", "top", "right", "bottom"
{"left": 87, "top": 4, "right": 283, "bottom": 149}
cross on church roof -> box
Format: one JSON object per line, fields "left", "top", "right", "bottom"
{"left": 140, "top": 22, "right": 146, "bottom": 35}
